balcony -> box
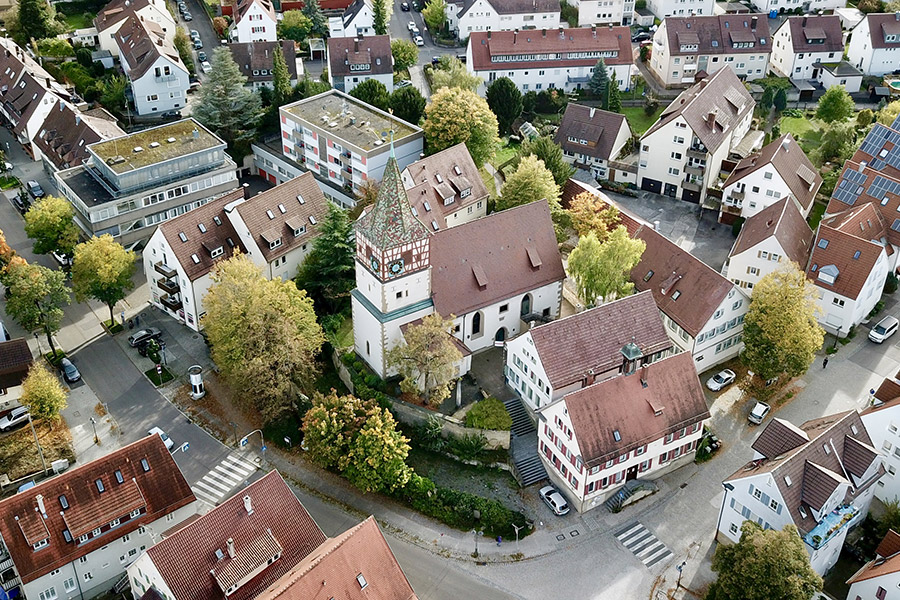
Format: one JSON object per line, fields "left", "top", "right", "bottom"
{"left": 730, "top": 188, "right": 745, "bottom": 200}
{"left": 157, "top": 278, "right": 179, "bottom": 294}
{"left": 160, "top": 293, "right": 183, "bottom": 312}
{"left": 687, "top": 146, "right": 707, "bottom": 159}
{"left": 682, "top": 178, "right": 702, "bottom": 192}
{"left": 154, "top": 262, "right": 177, "bottom": 279}
{"left": 685, "top": 164, "right": 704, "bottom": 177}
{"left": 155, "top": 74, "right": 178, "bottom": 82}
{"left": 804, "top": 504, "right": 859, "bottom": 550}
{"left": 721, "top": 202, "right": 742, "bottom": 216}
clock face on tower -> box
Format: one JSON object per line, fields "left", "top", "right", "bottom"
{"left": 370, "top": 256, "right": 380, "bottom": 272}
{"left": 388, "top": 259, "right": 404, "bottom": 277}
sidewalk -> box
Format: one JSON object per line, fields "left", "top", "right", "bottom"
{"left": 60, "top": 379, "right": 123, "bottom": 466}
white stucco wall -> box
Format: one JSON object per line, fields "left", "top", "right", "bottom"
{"left": 722, "top": 165, "right": 807, "bottom": 220}
{"left": 646, "top": 0, "right": 713, "bottom": 19}
{"left": 456, "top": 0, "right": 560, "bottom": 39}
{"left": 233, "top": 3, "right": 277, "bottom": 43}
{"left": 689, "top": 287, "right": 748, "bottom": 372}
{"left": 848, "top": 18, "right": 900, "bottom": 76}
{"left": 725, "top": 236, "right": 792, "bottom": 292}
{"left": 814, "top": 247, "right": 889, "bottom": 335}
{"left": 128, "top": 56, "right": 189, "bottom": 116}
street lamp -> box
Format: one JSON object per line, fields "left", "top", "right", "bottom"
{"left": 472, "top": 529, "right": 483, "bottom": 558}
{"left": 511, "top": 522, "right": 529, "bottom": 551}
{"left": 714, "top": 482, "right": 734, "bottom": 542}
{"left": 833, "top": 325, "right": 842, "bottom": 350}
{"left": 89, "top": 416, "right": 98, "bottom": 445}
{"left": 171, "top": 441, "right": 190, "bottom": 455}
{"left": 239, "top": 429, "right": 266, "bottom": 464}
{"left": 676, "top": 561, "right": 687, "bottom": 589}
{"left": 28, "top": 413, "right": 47, "bottom": 473}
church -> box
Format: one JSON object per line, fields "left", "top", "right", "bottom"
{"left": 350, "top": 152, "right": 566, "bottom": 379}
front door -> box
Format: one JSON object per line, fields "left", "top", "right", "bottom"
{"left": 626, "top": 465, "right": 639, "bottom": 481}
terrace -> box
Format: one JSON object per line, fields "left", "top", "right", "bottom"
{"left": 804, "top": 504, "right": 859, "bottom": 550}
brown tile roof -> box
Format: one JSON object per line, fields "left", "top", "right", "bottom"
{"left": 848, "top": 552, "right": 900, "bottom": 584}
{"left": 257, "top": 517, "right": 418, "bottom": 600}
{"left": 860, "top": 13, "right": 900, "bottom": 50}
{"left": 643, "top": 67, "right": 754, "bottom": 153}
{"left": 400, "top": 143, "right": 488, "bottom": 231}
{"left": 561, "top": 352, "right": 710, "bottom": 466}
{"left": 158, "top": 189, "right": 245, "bottom": 281}
{"left": 328, "top": 35, "right": 392, "bottom": 78}
{"left": 94, "top": 0, "right": 153, "bottom": 32}
{"left": 235, "top": 0, "right": 276, "bottom": 23}
{"left": 117, "top": 17, "right": 184, "bottom": 81}
{"left": 784, "top": 15, "right": 844, "bottom": 53}
{"left": 843, "top": 435, "right": 879, "bottom": 479}
{"left": 750, "top": 418, "right": 809, "bottom": 459}
{"left": 0, "top": 337, "right": 32, "bottom": 389}
{"left": 729, "top": 197, "right": 814, "bottom": 266}
{"left": 229, "top": 41, "right": 299, "bottom": 84}
{"left": 801, "top": 460, "right": 846, "bottom": 512}
{"left": 662, "top": 14, "right": 771, "bottom": 57}
{"left": 231, "top": 172, "right": 329, "bottom": 263}
{"left": 34, "top": 103, "right": 125, "bottom": 171}
{"left": 554, "top": 103, "right": 630, "bottom": 162}
{"left": 0, "top": 436, "right": 195, "bottom": 584}
{"left": 144, "top": 471, "right": 327, "bottom": 600}
{"left": 469, "top": 26, "right": 633, "bottom": 72}
{"left": 861, "top": 370, "right": 900, "bottom": 416}
{"left": 877, "top": 529, "right": 900, "bottom": 558}
{"left": 4, "top": 73, "right": 54, "bottom": 136}
{"left": 630, "top": 224, "right": 736, "bottom": 336}
{"left": 460, "top": 0, "right": 558, "bottom": 15}
{"left": 723, "top": 134, "right": 822, "bottom": 212}
{"left": 430, "top": 200, "right": 565, "bottom": 317}
{"left": 529, "top": 290, "right": 671, "bottom": 389}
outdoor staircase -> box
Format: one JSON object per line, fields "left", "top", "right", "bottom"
{"left": 604, "top": 480, "right": 659, "bottom": 513}
{"left": 504, "top": 397, "right": 548, "bottom": 487}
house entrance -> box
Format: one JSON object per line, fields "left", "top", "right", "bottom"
{"left": 626, "top": 465, "right": 639, "bottom": 481}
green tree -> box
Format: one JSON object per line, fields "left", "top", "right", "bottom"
{"left": 520, "top": 135, "right": 574, "bottom": 187}
{"left": 589, "top": 58, "right": 609, "bottom": 106}
{"left": 13, "top": 0, "right": 59, "bottom": 45}
{"left": 568, "top": 226, "right": 645, "bottom": 306}
{"left": 639, "top": 44, "right": 650, "bottom": 62}
{"left": 497, "top": 154, "right": 560, "bottom": 211}
{"left": 485, "top": 77, "right": 523, "bottom": 136}
{"left": 277, "top": 10, "right": 312, "bottom": 43}
{"left": 386, "top": 313, "right": 462, "bottom": 407}
{"left": 301, "top": 0, "right": 328, "bottom": 37}
{"left": 98, "top": 74, "right": 129, "bottom": 113}
{"left": 567, "top": 190, "right": 620, "bottom": 238}
{"left": 740, "top": 264, "right": 824, "bottom": 397}
{"left": 272, "top": 46, "right": 292, "bottom": 107}
{"left": 23, "top": 196, "right": 79, "bottom": 258}
{"left": 812, "top": 121, "right": 856, "bottom": 166}
{"left": 303, "top": 391, "right": 369, "bottom": 470}
{"left": 173, "top": 28, "right": 195, "bottom": 74}
{"left": 391, "top": 39, "right": 419, "bottom": 72}
{"left": 760, "top": 86, "right": 775, "bottom": 111}
{"left": 424, "top": 87, "right": 499, "bottom": 168}
{"left": 431, "top": 55, "right": 482, "bottom": 92}
{"left": 20, "top": 362, "right": 67, "bottom": 427}
{"left": 390, "top": 85, "right": 426, "bottom": 124}
{"left": 857, "top": 108, "right": 874, "bottom": 128}
{"left": 774, "top": 87, "right": 788, "bottom": 112}
{"left": 350, "top": 78, "right": 390, "bottom": 111}
{"left": 815, "top": 85, "right": 855, "bottom": 123}
{"left": 858, "top": 0, "right": 884, "bottom": 12}
{"left": 373, "top": 0, "right": 389, "bottom": 34}
{"left": 879, "top": 100, "right": 900, "bottom": 126}
{"left": 464, "top": 396, "right": 512, "bottom": 430}
{"left": 606, "top": 77, "right": 622, "bottom": 113}
{"left": 203, "top": 253, "right": 324, "bottom": 421}
{"left": 709, "top": 522, "right": 822, "bottom": 600}
{"left": 71, "top": 235, "right": 136, "bottom": 326}
{"left": 295, "top": 203, "right": 355, "bottom": 315}
{"left": 193, "top": 47, "right": 264, "bottom": 149}
{"left": 422, "top": 0, "right": 447, "bottom": 33}
{"left": 4, "top": 262, "right": 70, "bottom": 354}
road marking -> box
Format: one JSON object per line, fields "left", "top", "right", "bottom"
{"left": 221, "top": 455, "right": 255, "bottom": 473}
{"left": 615, "top": 522, "right": 673, "bottom": 567}
{"left": 195, "top": 478, "right": 227, "bottom": 496}
{"left": 213, "top": 465, "right": 244, "bottom": 484}
{"left": 191, "top": 486, "right": 221, "bottom": 505}
{"left": 191, "top": 454, "right": 259, "bottom": 506}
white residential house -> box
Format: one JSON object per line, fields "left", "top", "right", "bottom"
{"left": 716, "top": 411, "right": 883, "bottom": 576}
{"left": 861, "top": 372, "right": 900, "bottom": 505}
{"left": 0, "top": 338, "right": 32, "bottom": 413}
{"left": 537, "top": 352, "right": 710, "bottom": 513}
{"left": 116, "top": 17, "right": 190, "bottom": 116}
{"left": 0, "top": 436, "right": 197, "bottom": 600}
{"left": 639, "top": 67, "right": 755, "bottom": 205}
{"left": 769, "top": 16, "right": 844, "bottom": 80}
{"left": 645, "top": 0, "right": 714, "bottom": 20}
{"left": 554, "top": 103, "right": 633, "bottom": 181}
{"left": 747, "top": 0, "right": 846, "bottom": 16}
{"left": 328, "top": 0, "right": 375, "bottom": 38}
{"left": 504, "top": 290, "right": 672, "bottom": 412}
{"left": 648, "top": 15, "right": 771, "bottom": 88}
{"left": 229, "top": 41, "right": 301, "bottom": 90}
{"left": 94, "top": 0, "right": 175, "bottom": 54}
{"left": 327, "top": 35, "right": 393, "bottom": 94}
{"left": 566, "top": 0, "right": 634, "bottom": 26}
{"left": 724, "top": 197, "right": 814, "bottom": 292}
{"left": 1, "top": 73, "right": 64, "bottom": 158}
{"left": 231, "top": 0, "right": 278, "bottom": 43}
{"left": 720, "top": 134, "right": 822, "bottom": 222}
{"left": 847, "top": 530, "right": 900, "bottom": 600}
{"left": 848, "top": 12, "right": 900, "bottom": 76}
{"left": 453, "top": 0, "right": 561, "bottom": 40}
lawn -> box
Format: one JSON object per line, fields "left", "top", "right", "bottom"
{"left": 623, "top": 105, "right": 665, "bottom": 136}
{"left": 331, "top": 314, "right": 353, "bottom": 350}
{"left": 491, "top": 139, "right": 520, "bottom": 170}
{"left": 780, "top": 115, "right": 825, "bottom": 154}
{"left": 807, "top": 201, "right": 827, "bottom": 229}
{"left": 63, "top": 12, "right": 95, "bottom": 29}
{"left": 0, "top": 419, "right": 75, "bottom": 480}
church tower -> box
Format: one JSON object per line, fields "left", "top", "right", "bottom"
{"left": 351, "top": 153, "right": 434, "bottom": 377}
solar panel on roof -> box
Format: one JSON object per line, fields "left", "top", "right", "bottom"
{"left": 892, "top": 113, "right": 900, "bottom": 131}
{"left": 867, "top": 175, "right": 900, "bottom": 200}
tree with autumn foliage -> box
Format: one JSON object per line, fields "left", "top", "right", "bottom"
{"left": 567, "top": 191, "right": 621, "bottom": 238}
{"left": 71, "top": 235, "right": 136, "bottom": 326}
{"left": 386, "top": 313, "right": 462, "bottom": 407}
{"left": 424, "top": 87, "right": 498, "bottom": 168}
{"left": 4, "top": 261, "right": 70, "bottom": 354}
{"left": 24, "top": 196, "right": 80, "bottom": 259}
{"left": 20, "top": 362, "right": 67, "bottom": 427}
{"left": 568, "top": 226, "right": 645, "bottom": 306}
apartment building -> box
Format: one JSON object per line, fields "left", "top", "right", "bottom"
{"left": 566, "top": 0, "right": 634, "bottom": 26}
{"left": 769, "top": 16, "right": 844, "bottom": 80}
{"left": 94, "top": 0, "right": 175, "bottom": 54}
{"left": 848, "top": 12, "right": 900, "bottom": 76}
{"left": 847, "top": 530, "right": 900, "bottom": 600}
{"left": 229, "top": 41, "right": 300, "bottom": 90}
{"left": 327, "top": 35, "right": 394, "bottom": 94}
{"left": 452, "top": 0, "right": 561, "bottom": 39}
{"left": 555, "top": 103, "right": 632, "bottom": 180}
{"left": 115, "top": 17, "right": 190, "bottom": 116}
{"left": 33, "top": 104, "right": 125, "bottom": 178}
{"left": 646, "top": 0, "right": 713, "bottom": 20}
{"left": 861, "top": 370, "right": 900, "bottom": 506}
{"left": 231, "top": 0, "right": 278, "bottom": 43}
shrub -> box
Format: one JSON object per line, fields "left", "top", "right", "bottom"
{"left": 731, "top": 217, "right": 745, "bottom": 238}
{"left": 868, "top": 300, "right": 886, "bottom": 319}
{"left": 885, "top": 272, "right": 899, "bottom": 295}
{"left": 448, "top": 432, "right": 488, "bottom": 461}
{"left": 782, "top": 108, "right": 803, "bottom": 118}
{"left": 415, "top": 415, "right": 446, "bottom": 452}
{"left": 465, "top": 396, "right": 512, "bottom": 430}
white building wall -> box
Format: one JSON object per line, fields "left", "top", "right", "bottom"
{"left": 473, "top": 60, "right": 632, "bottom": 96}
{"left": 848, "top": 18, "right": 900, "bottom": 76}
{"left": 328, "top": 4, "right": 375, "bottom": 37}
{"left": 569, "top": 0, "right": 634, "bottom": 26}
{"left": 690, "top": 288, "right": 748, "bottom": 372}
{"left": 862, "top": 407, "right": 900, "bottom": 505}
{"left": 504, "top": 331, "right": 555, "bottom": 410}
{"left": 20, "top": 94, "right": 61, "bottom": 157}
{"left": 250, "top": 142, "right": 358, "bottom": 209}
{"left": 129, "top": 57, "right": 189, "bottom": 116}
{"left": 725, "top": 237, "right": 791, "bottom": 292}
{"left": 97, "top": 4, "right": 176, "bottom": 54}
{"left": 717, "top": 475, "right": 794, "bottom": 545}
{"left": 848, "top": 575, "right": 900, "bottom": 600}
{"left": 814, "top": 247, "right": 888, "bottom": 335}
{"left": 722, "top": 166, "right": 805, "bottom": 220}
{"left": 646, "top": 0, "right": 714, "bottom": 19}
{"left": 233, "top": 3, "right": 277, "bottom": 43}
{"left": 456, "top": 0, "right": 560, "bottom": 39}
{"left": 562, "top": 119, "right": 632, "bottom": 179}
{"left": 126, "top": 549, "right": 178, "bottom": 600}
{"left": 769, "top": 26, "right": 841, "bottom": 79}
{"left": 650, "top": 27, "right": 769, "bottom": 86}
{"left": 818, "top": 68, "right": 862, "bottom": 94}
{"left": 336, "top": 71, "right": 395, "bottom": 94}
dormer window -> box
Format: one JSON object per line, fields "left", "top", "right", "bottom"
{"left": 269, "top": 237, "right": 282, "bottom": 250}
{"left": 96, "top": 479, "right": 105, "bottom": 493}
{"left": 78, "top": 534, "right": 88, "bottom": 543}
{"left": 293, "top": 225, "right": 306, "bottom": 237}
{"left": 33, "top": 538, "right": 49, "bottom": 550}
{"left": 92, "top": 528, "right": 101, "bottom": 537}
{"left": 460, "top": 188, "right": 471, "bottom": 199}
{"left": 210, "top": 246, "right": 224, "bottom": 259}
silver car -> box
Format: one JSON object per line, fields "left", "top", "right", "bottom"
{"left": 748, "top": 401, "right": 770, "bottom": 425}
{"left": 0, "top": 406, "right": 30, "bottom": 432}
{"left": 538, "top": 485, "right": 570, "bottom": 516}
{"left": 706, "top": 369, "right": 736, "bottom": 392}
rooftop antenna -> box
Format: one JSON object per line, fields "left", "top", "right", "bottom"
{"left": 388, "top": 108, "right": 395, "bottom": 158}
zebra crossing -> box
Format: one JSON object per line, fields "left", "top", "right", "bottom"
{"left": 614, "top": 522, "right": 673, "bottom": 568}
{"left": 190, "top": 454, "right": 258, "bottom": 506}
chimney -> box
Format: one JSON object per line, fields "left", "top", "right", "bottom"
{"left": 896, "top": 11, "right": 900, "bottom": 20}
{"left": 766, "top": 218, "right": 774, "bottom": 228}
{"left": 751, "top": 16, "right": 757, "bottom": 31}
{"left": 354, "top": 38, "right": 359, "bottom": 53}
{"left": 591, "top": 25, "right": 596, "bottom": 37}
{"left": 589, "top": 106, "right": 595, "bottom": 118}
{"left": 608, "top": 22, "right": 613, "bottom": 29}
{"left": 708, "top": 110, "right": 717, "bottom": 130}
{"left": 802, "top": 16, "right": 807, "bottom": 26}
{"left": 243, "top": 494, "right": 253, "bottom": 514}
{"left": 46, "top": 77, "right": 50, "bottom": 88}
{"left": 639, "top": 364, "right": 649, "bottom": 387}
{"left": 487, "top": 30, "right": 491, "bottom": 39}
{"left": 781, "top": 137, "right": 790, "bottom": 152}
{"left": 36, "top": 494, "right": 46, "bottom": 516}
{"left": 75, "top": 114, "right": 81, "bottom": 126}
{"left": 513, "top": 28, "right": 518, "bottom": 44}
{"left": 226, "top": 538, "right": 236, "bottom": 559}
{"left": 585, "top": 369, "right": 595, "bottom": 386}
{"left": 542, "top": 28, "right": 546, "bottom": 37}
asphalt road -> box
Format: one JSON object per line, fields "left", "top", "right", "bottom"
{"left": 388, "top": 0, "right": 460, "bottom": 65}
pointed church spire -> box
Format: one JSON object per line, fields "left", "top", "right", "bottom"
{"left": 355, "top": 155, "right": 429, "bottom": 252}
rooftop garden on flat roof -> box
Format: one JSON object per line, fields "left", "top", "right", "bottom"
{"left": 281, "top": 91, "right": 420, "bottom": 151}
{"left": 89, "top": 119, "right": 224, "bottom": 174}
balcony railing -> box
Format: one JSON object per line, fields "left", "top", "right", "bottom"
{"left": 687, "top": 146, "right": 707, "bottom": 159}
{"left": 155, "top": 74, "right": 178, "bottom": 82}
{"left": 682, "top": 179, "right": 702, "bottom": 192}
{"left": 160, "top": 294, "right": 183, "bottom": 311}
{"left": 804, "top": 504, "right": 859, "bottom": 550}
{"left": 730, "top": 188, "right": 745, "bottom": 200}
{"left": 154, "top": 262, "right": 177, "bottom": 279}
{"left": 157, "top": 278, "right": 179, "bottom": 294}
{"left": 685, "top": 164, "right": 704, "bottom": 177}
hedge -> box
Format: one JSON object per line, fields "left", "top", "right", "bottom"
{"left": 465, "top": 397, "right": 512, "bottom": 431}
{"left": 341, "top": 352, "right": 392, "bottom": 409}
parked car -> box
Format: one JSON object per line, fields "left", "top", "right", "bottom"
{"left": 632, "top": 31, "right": 652, "bottom": 42}
{"left": 410, "top": 26, "right": 420, "bottom": 37}
{"left": 12, "top": 193, "right": 29, "bottom": 213}
{"left": 148, "top": 426, "right": 174, "bottom": 450}
{"left": 193, "top": 38, "right": 203, "bottom": 49}
{"left": 414, "top": 35, "right": 424, "bottom": 46}
{"left": 396, "top": 79, "right": 412, "bottom": 88}
{"left": 197, "top": 51, "right": 207, "bottom": 62}
{"left": 183, "top": 11, "right": 193, "bottom": 20}
{"left": 190, "top": 30, "right": 200, "bottom": 41}
{"left": 25, "top": 180, "right": 44, "bottom": 199}
{"left": 178, "top": 1, "right": 186, "bottom": 10}
{"left": 161, "top": 110, "right": 182, "bottom": 119}
{"left": 188, "top": 81, "right": 202, "bottom": 92}
{"left": 869, "top": 315, "right": 900, "bottom": 343}
{"left": 128, "top": 327, "right": 162, "bottom": 347}
{"left": 60, "top": 358, "right": 81, "bottom": 383}
{"left": 748, "top": 401, "right": 770, "bottom": 425}
{"left": 200, "top": 60, "right": 212, "bottom": 73}
{"left": 456, "top": 54, "right": 467, "bottom": 63}
{"left": 2, "top": 161, "right": 12, "bottom": 172}
{"left": 407, "top": 20, "right": 416, "bottom": 30}
{"left": 401, "top": 1, "right": 410, "bottom": 9}
{"left": 706, "top": 369, "right": 736, "bottom": 392}
{"left": 539, "top": 485, "right": 570, "bottom": 516}
{"left": 0, "top": 407, "right": 29, "bottom": 432}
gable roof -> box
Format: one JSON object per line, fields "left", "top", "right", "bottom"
{"left": 0, "top": 436, "right": 194, "bottom": 584}
{"left": 643, "top": 67, "right": 754, "bottom": 152}
{"left": 662, "top": 14, "right": 771, "bottom": 57}
{"left": 860, "top": 12, "right": 900, "bottom": 50}
{"left": 554, "top": 103, "right": 630, "bottom": 162}
{"left": 0, "top": 38, "right": 70, "bottom": 101}
{"left": 561, "top": 352, "right": 710, "bottom": 466}
{"left": 723, "top": 134, "right": 822, "bottom": 212}
{"left": 848, "top": 529, "right": 900, "bottom": 585}
{"left": 468, "top": 26, "right": 633, "bottom": 71}
{"left": 430, "top": 200, "right": 565, "bottom": 317}
{"left": 751, "top": 418, "right": 810, "bottom": 458}
{"left": 529, "top": 290, "right": 670, "bottom": 389}
{"left": 878, "top": 530, "right": 900, "bottom": 558}
{"left": 782, "top": 15, "right": 844, "bottom": 53}
{"left": 460, "top": 0, "right": 559, "bottom": 16}
{"left": 144, "top": 471, "right": 327, "bottom": 600}
{"left": 235, "top": 0, "right": 276, "bottom": 23}
{"left": 729, "top": 196, "right": 814, "bottom": 266}
{"left": 860, "top": 369, "right": 900, "bottom": 416}
{"left": 116, "top": 16, "right": 184, "bottom": 80}
{"left": 34, "top": 103, "right": 125, "bottom": 171}
{"left": 256, "top": 517, "right": 417, "bottom": 600}
{"left": 94, "top": 0, "right": 154, "bottom": 32}
{"left": 357, "top": 155, "right": 430, "bottom": 250}
{"left": 229, "top": 41, "right": 299, "bottom": 84}
{"left": 328, "top": 35, "right": 392, "bottom": 78}
{"left": 0, "top": 337, "right": 32, "bottom": 388}
{"left": 4, "top": 73, "right": 54, "bottom": 136}
{"left": 341, "top": 0, "right": 371, "bottom": 24}
{"left": 630, "top": 224, "right": 736, "bottom": 336}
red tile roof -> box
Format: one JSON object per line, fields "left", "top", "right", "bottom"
{"left": 554, "top": 103, "right": 630, "bottom": 162}
{"left": 729, "top": 196, "right": 814, "bottom": 266}
{"left": 859, "top": 13, "right": 900, "bottom": 50}
{"left": 93, "top": 0, "right": 153, "bottom": 32}
{"left": 827, "top": 159, "right": 900, "bottom": 247}
{"left": 662, "top": 14, "right": 771, "bottom": 57}
{"left": 116, "top": 17, "right": 184, "bottom": 81}
{"left": 0, "top": 337, "right": 32, "bottom": 389}
{"left": 0, "top": 436, "right": 194, "bottom": 584}
{"left": 877, "top": 529, "right": 900, "bottom": 558}
{"left": 33, "top": 103, "right": 125, "bottom": 171}
{"left": 144, "top": 471, "right": 326, "bottom": 600}
{"left": 847, "top": 529, "right": 900, "bottom": 584}
{"left": 783, "top": 15, "right": 843, "bottom": 53}
{"left": 328, "top": 35, "right": 393, "bottom": 78}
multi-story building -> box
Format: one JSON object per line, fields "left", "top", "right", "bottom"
{"left": 277, "top": 90, "right": 424, "bottom": 199}
{"left": 537, "top": 352, "right": 710, "bottom": 512}
{"left": 116, "top": 17, "right": 190, "bottom": 116}
{"left": 848, "top": 13, "right": 900, "bottom": 76}
{"left": 504, "top": 290, "right": 672, "bottom": 412}
{"left": 94, "top": 0, "right": 174, "bottom": 54}
{"left": 861, "top": 370, "right": 900, "bottom": 505}
{"left": 0, "top": 337, "right": 32, "bottom": 413}
{"left": 716, "top": 411, "right": 883, "bottom": 576}
{"left": 566, "top": 0, "right": 634, "bottom": 26}
{"left": 466, "top": 26, "right": 634, "bottom": 95}
{"left": 723, "top": 197, "right": 814, "bottom": 292}
{"left": 229, "top": 41, "right": 300, "bottom": 90}
{"left": 0, "top": 436, "right": 196, "bottom": 600}
{"left": 231, "top": 0, "right": 278, "bottom": 43}
{"left": 639, "top": 67, "right": 755, "bottom": 204}
{"left": 452, "top": 0, "right": 560, "bottom": 40}
{"left": 769, "top": 16, "right": 843, "bottom": 80}
{"left": 720, "top": 134, "right": 821, "bottom": 223}
{"left": 33, "top": 104, "right": 125, "bottom": 179}
{"left": 55, "top": 119, "right": 238, "bottom": 248}
{"left": 645, "top": 0, "right": 713, "bottom": 20}
{"left": 327, "top": 35, "right": 393, "bottom": 94}
{"left": 554, "top": 103, "right": 632, "bottom": 181}
{"left": 328, "top": 0, "right": 375, "bottom": 38}
{"left": 648, "top": 15, "right": 771, "bottom": 88}
{"left": 1, "top": 73, "right": 65, "bottom": 158}
{"left": 847, "top": 530, "right": 900, "bottom": 600}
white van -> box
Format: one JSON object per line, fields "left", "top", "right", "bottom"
{"left": 869, "top": 316, "right": 900, "bottom": 343}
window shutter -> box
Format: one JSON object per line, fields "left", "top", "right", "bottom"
{"left": 749, "top": 483, "right": 755, "bottom": 496}
{"left": 776, "top": 503, "right": 782, "bottom": 515}
{"left": 730, "top": 498, "right": 735, "bottom": 509}
{"left": 761, "top": 493, "right": 770, "bottom": 506}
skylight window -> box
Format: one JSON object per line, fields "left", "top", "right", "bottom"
{"left": 613, "top": 430, "right": 621, "bottom": 442}
{"left": 297, "top": 195, "right": 305, "bottom": 204}
{"left": 672, "top": 290, "right": 681, "bottom": 300}
{"left": 309, "top": 215, "right": 317, "bottom": 225}
{"left": 213, "top": 216, "right": 222, "bottom": 225}
{"left": 643, "top": 270, "right": 654, "bottom": 281}
{"left": 278, "top": 203, "right": 286, "bottom": 214}
{"left": 198, "top": 223, "right": 206, "bottom": 233}
{"left": 853, "top": 250, "right": 861, "bottom": 259}
{"left": 266, "top": 210, "right": 275, "bottom": 220}
{"left": 179, "top": 232, "right": 187, "bottom": 242}
{"left": 817, "top": 239, "right": 829, "bottom": 249}
{"left": 191, "top": 254, "right": 200, "bottom": 264}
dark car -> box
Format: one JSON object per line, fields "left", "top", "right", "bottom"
{"left": 60, "top": 358, "right": 81, "bottom": 383}
{"left": 128, "top": 327, "right": 162, "bottom": 347}
{"left": 197, "top": 51, "right": 207, "bottom": 62}
{"left": 400, "top": 1, "right": 410, "bottom": 9}
{"left": 632, "top": 31, "right": 652, "bottom": 42}
{"left": 413, "top": 1, "right": 422, "bottom": 10}
{"left": 183, "top": 11, "right": 193, "bottom": 20}
{"left": 161, "top": 110, "right": 182, "bottom": 119}
{"left": 12, "top": 193, "right": 29, "bottom": 213}
{"left": 25, "top": 180, "right": 44, "bottom": 199}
